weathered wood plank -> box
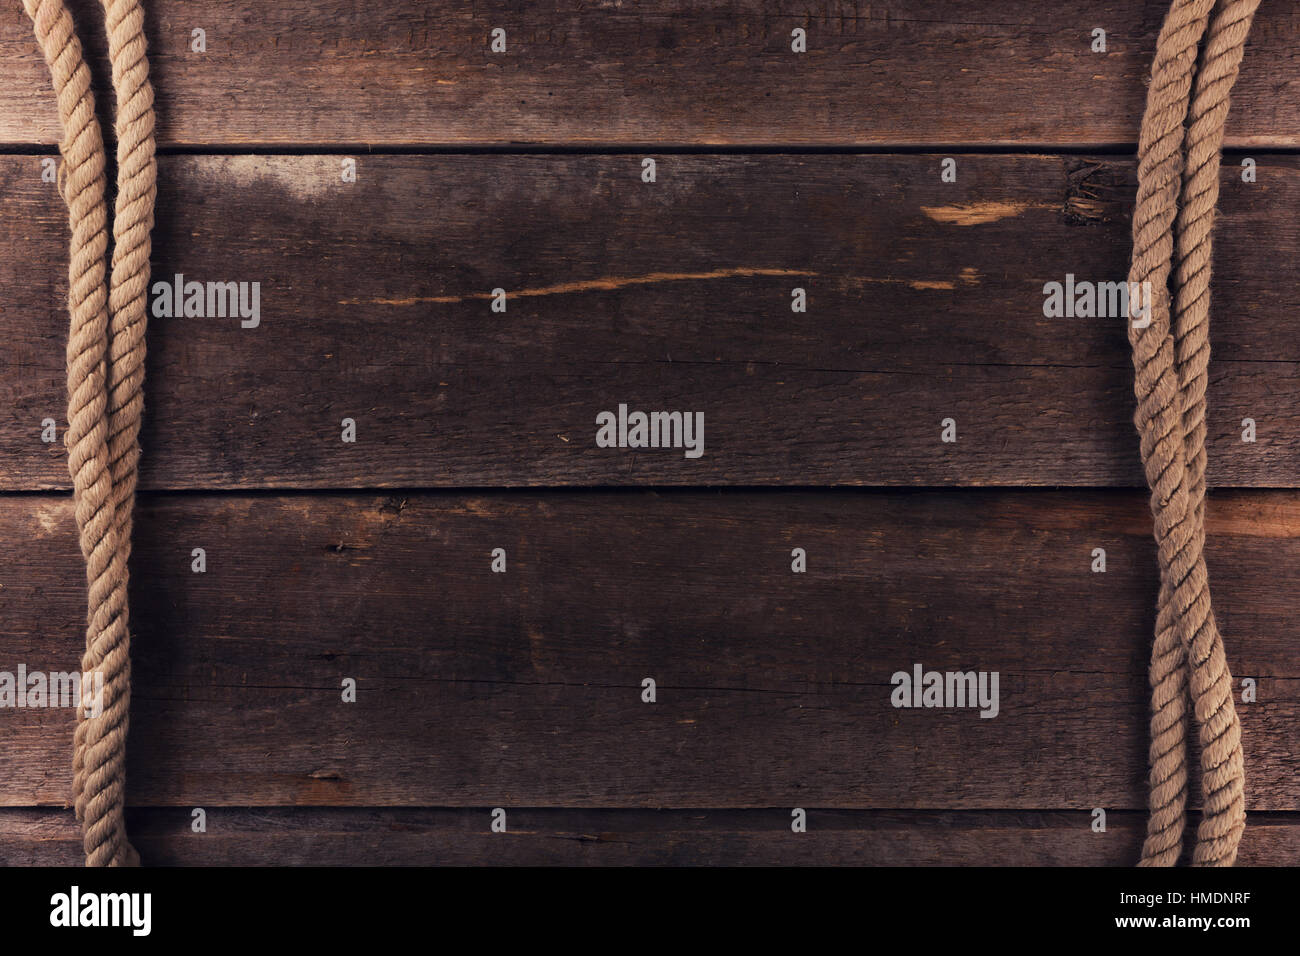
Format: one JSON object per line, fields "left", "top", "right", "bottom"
{"left": 3, "top": 153, "right": 1300, "bottom": 488}
{"left": 2, "top": 490, "right": 1297, "bottom": 808}
{"left": 4, "top": 807, "right": 1299, "bottom": 866}
{"left": 0, "top": 2, "right": 1295, "bottom": 147}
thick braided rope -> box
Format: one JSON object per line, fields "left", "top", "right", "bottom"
{"left": 22, "top": 0, "right": 155, "bottom": 867}
{"left": 21, "top": 0, "right": 130, "bottom": 868}
{"left": 1170, "top": 0, "right": 1257, "bottom": 867}
{"left": 1129, "top": 0, "right": 1254, "bottom": 866}
{"left": 71, "top": 0, "right": 156, "bottom": 869}
{"left": 1128, "top": 0, "right": 1215, "bottom": 868}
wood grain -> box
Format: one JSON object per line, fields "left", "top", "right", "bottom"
{"left": 0, "top": 2, "right": 1296, "bottom": 147}
{"left": 3, "top": 489, "right": 1298, "bottom": 809}
{"left": 4, "top": 153, "right": 1300, "bottom": 489}
{"left": 4, "top": 807, "right": 1300, "bottom": 866}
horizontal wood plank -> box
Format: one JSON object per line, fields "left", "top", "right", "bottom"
{"left": 5, "top": 807, "right": 1300, "bottom": 866}
{"left": 0, "top": 2, "right": 1296, "bottom": 147}
{"left": 4, "top": 153, "right": 1300, "bottom": 488}
{"left": 2, "top": 489, "right": 1298, "bottom": 809}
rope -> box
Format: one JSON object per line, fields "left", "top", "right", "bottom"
{"left": 22, "top": 0, "right": 157, "bottom": 867}
{"left": 1129, "top": 0, "right": 1257, "bottom": 867}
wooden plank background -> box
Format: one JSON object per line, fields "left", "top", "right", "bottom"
{"left": 6, "top": 809, "right": 1300, "bottom": 866}
{"left": 2, "top": 153, "right": 1299, "bottom": 489}
{"left": 3, "top": 489, "right": 1300, "bottom": 809}
{"left": 3, "top": 1, "right": 1300, "bottom": 147}
{"left": 1, "top": 1, "right": 1296, "bottom": 865}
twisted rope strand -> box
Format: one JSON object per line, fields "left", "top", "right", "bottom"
{"left": 1128, "top": 0, "right": 1217, "bottom": 869}
{"left": 1171, "top": 0, "right": 1258, "bottom": 868}
{"left": 22, "top": 0, "right": 155, "bottom": 867}
{"left": 73, "top": 0, "right": 156, "bottom": 870}
{"left": 1131, "top": 0, "right": 1255, "bottom": 867}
